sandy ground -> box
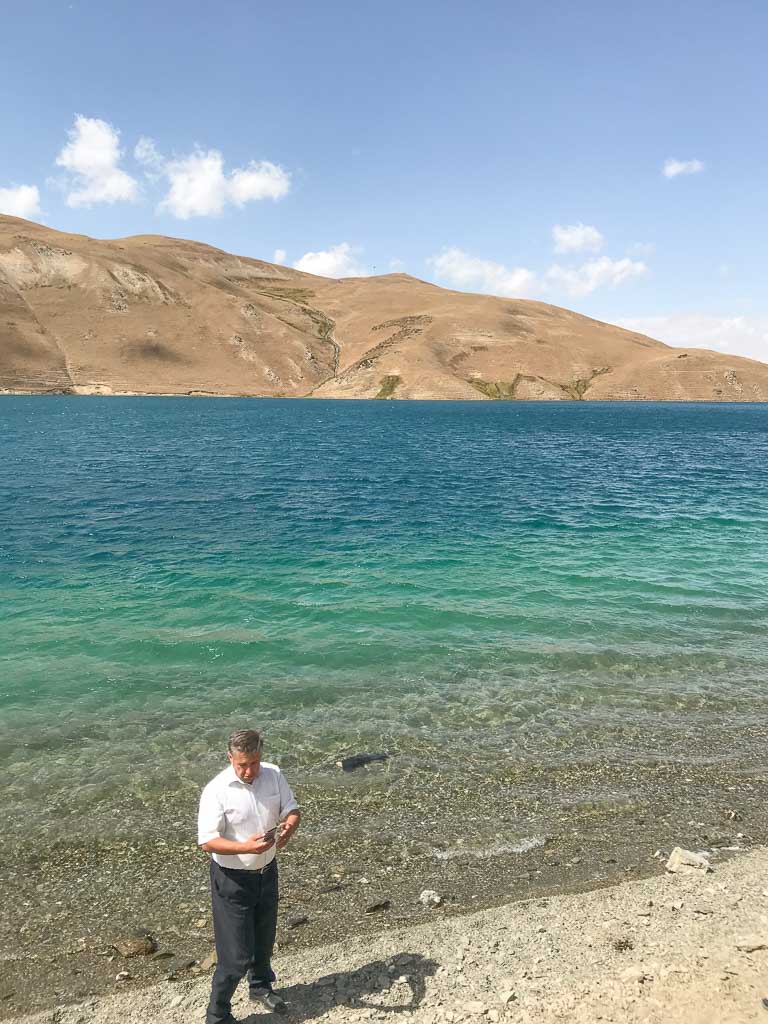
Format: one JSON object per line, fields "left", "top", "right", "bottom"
{"left": 11, "top": 847, "right": 768, "bottom": 1024}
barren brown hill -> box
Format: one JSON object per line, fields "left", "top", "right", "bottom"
{"left": 2, "top": 215, "right": 767, "bottom": 401}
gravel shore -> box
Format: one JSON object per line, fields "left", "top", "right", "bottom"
{"left": 9, "top": 846, "right": 768, "bottom": 1024}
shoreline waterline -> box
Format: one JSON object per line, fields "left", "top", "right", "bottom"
{"left": 2, "top": 740, "right": 765, "bottom": 1017}
{"left": 2, "top": 842, "right": 765, "bottom": 1022}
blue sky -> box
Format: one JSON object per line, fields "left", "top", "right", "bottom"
{"left": 2, "top": 0, "right": 767, "bottom": 361}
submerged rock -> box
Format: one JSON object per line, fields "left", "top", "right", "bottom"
{"left": 337, "top": 753, "right": 390, "bottom": 772}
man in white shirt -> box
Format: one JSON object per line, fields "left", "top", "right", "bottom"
{"left": 198, "top": 729, "right": 301, "bottom": 1022}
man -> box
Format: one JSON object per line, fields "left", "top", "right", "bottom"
{"left": 198, "top": 729, "right": 301, "bottom": 1023}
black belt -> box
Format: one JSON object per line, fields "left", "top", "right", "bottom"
{"left": 214, "top": 857, "right": 276, "bottom": 877}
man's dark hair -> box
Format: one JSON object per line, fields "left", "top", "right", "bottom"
{"left": 228, "top": 729, "right": 264, "bottom": 755}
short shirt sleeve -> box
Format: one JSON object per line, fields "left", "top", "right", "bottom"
{"left": 197, "top": 783, "right": 225, "bottom": 845}
{"left": 277, "top": 769, "right": 299, "bottom": 818}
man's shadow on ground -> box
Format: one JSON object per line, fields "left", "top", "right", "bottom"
{"left": 238, "top": 954, "right": 440, "bottom": 1022}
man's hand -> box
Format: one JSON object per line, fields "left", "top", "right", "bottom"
{"left": 276, "top": 811, "right": 301, "bottom": 850}
{"left": 241, "top": 831, "right": 277, "bottom": 855}
{"left": 200, "top": 832, "right": 276, "bottom": 856}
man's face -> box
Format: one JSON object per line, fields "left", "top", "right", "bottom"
{"left": 228, "top": 749, "right": 262, "bottom": 784}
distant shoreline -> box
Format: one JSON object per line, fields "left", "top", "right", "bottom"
{"left": 3, "top": 390, "right": 768, "bottom": 403}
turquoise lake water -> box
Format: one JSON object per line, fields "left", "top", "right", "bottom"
{"left": 2, "top": 397, "right": 768, "bottom": 846}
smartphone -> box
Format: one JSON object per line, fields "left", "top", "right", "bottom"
{"left": 262, "top": 826, "right": 278, "bottom": 841}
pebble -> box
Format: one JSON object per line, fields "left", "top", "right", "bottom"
{"left": 365, "top": 899, "right": 391, "bottom": 914}
{"left": 419, "top": 890, "right": 443, "bottom": 908}
{"left": 620, "top": 966, "right": 649, "bottom": 985}
{"left": 169, "top": 994, "right": 183, "bottom": 1008}
{"left": 665, "top": 848, "right": 712, "bottom": 875}
{"left": 735, "top": 939, "right": 768, "bottom": 952}
{"left": 462, "top": 999, "right": 487, "bottom": 1014}
{"left": 113, "top": 933, "right": 157, "bottom": 957}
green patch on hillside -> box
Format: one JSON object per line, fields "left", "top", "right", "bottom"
{"left": 469, "top": 378, "right": 519, "bottom": 399}
{"left": 560, "top": 366, "right": 611, "bottom": 400}
{"left": 375, "top": 375, "right": 401, "bottom": 399}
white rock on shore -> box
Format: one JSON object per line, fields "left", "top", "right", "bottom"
{"left": 12, "top": 848, "right": 768, "bottom": 1024}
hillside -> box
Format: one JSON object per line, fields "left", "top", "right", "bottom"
{"left": 2, "top": 215, "right": 767, "bottom": 401}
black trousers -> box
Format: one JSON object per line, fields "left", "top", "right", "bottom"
{"left": 206, "top": 859, "right": 279, "bottom": 1024}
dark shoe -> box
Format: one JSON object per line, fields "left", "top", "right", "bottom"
{"left": 250, "top": 989, "right": 287, "bottom": 1014}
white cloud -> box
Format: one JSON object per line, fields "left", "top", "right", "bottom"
{"left": 663, "top": 158, "right": 704, "bottom": 178}
{"left": 389, "top": 258, "right": 405, "bottom": 272}
{"left": 228, "top": 162, "right": 290, "bottom": 203}
{"left": 614, "top": 313, "right": 768, "bottom": 363}
{"left": 428, "top": 247, "right": 538, "bottom": 297}
{"left": 56, "top": 115, "right": 139, "bottom": 206}
{"left": 292, "top": 242, "right": 368, "bottom": 278}
{"left": 158, "top": 149, "right": 290, "bottom": 219}
{"left": 552, "top": 222, "right": 604, "bottom": 254}
{"left": 0, "top": 184, "right": 41, "bottom": 219}
{"left": 547, "top": 256, "right": 647, "bottom": 297}
{"left": 134, "top": 136, "right": 164, "bottom": 169}
{"left": 273, "top": 248, "right": 287, "bottom": 264}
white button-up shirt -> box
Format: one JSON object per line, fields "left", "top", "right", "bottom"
{"left": 197, "top": 762, "right": 299, "bottom": 871}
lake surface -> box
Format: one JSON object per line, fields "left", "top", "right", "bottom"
{"left": 2, "top": 397, "right": 768, "bottom": 847}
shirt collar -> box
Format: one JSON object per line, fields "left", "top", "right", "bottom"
{"left": 225, "top": 764, "right": 258, "bottom": 787}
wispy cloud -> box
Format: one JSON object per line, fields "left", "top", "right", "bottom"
{"left": 427, "top": 236, "right": 649, "bottom": 300}
{"left": 55, "top": 115, "right": 139, "bottom": 207}
{"left": 663, "top": 158, "right": 704, "bottom": 178}
{"left": 292, "top": 242, "right": 368, "bottom": 277}
{"left": 546, "top": 256, "right": 648, "bottom": 297}
{"left": 133, "top": 136, "right": 164, "bottom": 174}
{"left": 0, "top": 184, "right": 41, "bottom": 219}
{"left": 552, "top": 222, "right": 604, "bottom": 254}
{"left": 615, "top": 313, "right": 768, "bottom": 363}
{"left": 628, "top": 241, "right": 655, "bottom": 258}
{"left": 273, "top": 248, "right": 287, "bottom": 265}
{"left": 428, "top": 247, "right": 538, "bottom": 297}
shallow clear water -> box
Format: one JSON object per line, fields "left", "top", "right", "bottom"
{"left": 2, "top": 397, "right": 768, "bottom": 842}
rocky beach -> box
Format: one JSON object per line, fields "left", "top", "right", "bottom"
{"left": 6, "top": 844, "right": 768, "bottom": 1024}
{"left": 2, "top": 747, "right": 767, "bottom": 1021}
